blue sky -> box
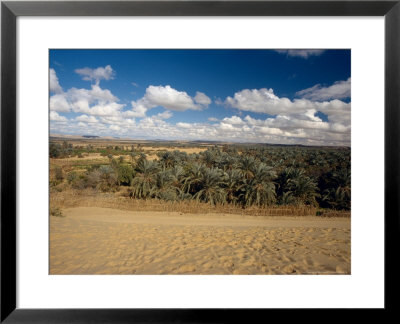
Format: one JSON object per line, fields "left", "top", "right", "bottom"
{"left": 50, "top": 49, "right": 351, "bottom": 146}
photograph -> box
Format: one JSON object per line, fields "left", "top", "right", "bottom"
{"left": 49, "top": 49, "right": 351, "bottom": 275}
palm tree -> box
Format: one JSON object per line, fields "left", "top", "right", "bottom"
{"left": 193, "top": 168, "right": 227, "bottom": 205}
{"left": 276, "top": 167, "right": 301, "bottom": 196}
{"left": 332, "top": 168, "right": 351, "bottom": 188}
{"left": 151, "top": 169, "right": 181, "bottom": 201}
{"left": 218, "top": 153, "right": 238, "bottom": 171}
{"left": 287, "top": 170, "right": 320, "bottom": 206}
{"left": 202, "top": 150, "right": 217, "bottom": 168}
{"left": 115, "top": 164, "right": 134, "bottom": 186}
{"left": 130, "top": 151, "right": 140, "bottom": 163}
{"left": 182, "top": 162, "right": 205, "bottom": 195}
{"left": 280, "top": 191, "right": 296, "bottom": 206}
{"left": 238, "top": 156, "right": 257, "bottom": 180}
{"left": 135, "top": 157, "right": 158, "bottom": 174}
{"left": 317, "top": 168, "right": 350, "bottom": 209}
{"left": 154, "top": 170, "right": 173, "bottom": 190}
{"left": 170, "top": 165, "right": 185, "bottom": 189}
{"left": 223, "top": 169, "right": 244, "bottom": 205}
{"left": 157, "top": 151, "right": 177, "bottom": 169}
{"left": 252, "top": 163, "right": 276, "bottom": 182}
{"left": 130, "top": 158, "right": 159, "bottom": 199}
{"left": 242, "top": 163, "right": 276, "bottom": 207}
{"left": 322, "top": 186, "right": 350, "bottom": 210}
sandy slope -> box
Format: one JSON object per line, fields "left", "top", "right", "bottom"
{"left": 50, "top": 207, "right": 350, "bottom": 275}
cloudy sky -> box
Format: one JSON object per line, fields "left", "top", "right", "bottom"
{"left": 49, "top": 49, "right": 351, "bottom": 146}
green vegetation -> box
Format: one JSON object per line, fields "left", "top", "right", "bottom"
{"left": 50, "top": 142, "right": 351, "bottom": 210}
{"left": 49, "top": 141, "right": 134, "bottom": 158}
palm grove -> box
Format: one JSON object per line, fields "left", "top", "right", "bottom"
{"left": 50, "top": 142, "right": 351, "bottom": 211}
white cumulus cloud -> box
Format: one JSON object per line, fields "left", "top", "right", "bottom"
{"left": 222, "top": 83, "right": 350, "bottom": 145}
{"left": 225, "top": 87, "right": 350, "bottom": 127}
{"left": 155, "top": 110, "right": 173, "bottom": 120}
{"left": 50, "top": 68, "right": 63, "bottom": 93}
{"left": 50, "top": 69, "right": 125, "bottom": 118}
{"left": 194, "top": 91, "right": 212, "bottom": 107}
{"left": 49, "top": 66, "right": 350, "bottom": 146}
{"left": 127, "top": 85, "right": 211, "bottom": 118}
{"left": 75, "top": 65, "right": 115, "bottom": 83}
{"left": 296, "top": 78, "right": 351, "bottom": 101}
{"left": 49, "top": 111, "right": 67, "bottom": 122}
{"left": 50, "top": 93, "right": 71, "bottom": 112}
{"left": 75, "top": 114, "right": 99, "bottom": 123}
{"left": 144, "top": 85, "right": 205, "bottom": 111}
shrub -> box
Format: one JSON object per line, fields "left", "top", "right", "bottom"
{"left": 116, "top": 164, "right": 134, "bottom": 186}
{"left": 49, "top": 143, "right": 61, "bottom": 158}
{"left": 71, "top": 176, "right": 88, "bottom": 190}
{"left": 67, "top": 171, "right": 78, "bottom": 184}
{"left": 54, "top": 166, "right": 64, "bottom": 181}
{"left": 86, "top": 170, "right": 101, "bottom": 188}
{"left": 50, "top": 206, "right": 64, "bottom": 217}
{"left": 98, "top": 166, "right": 118, "bottom": 192}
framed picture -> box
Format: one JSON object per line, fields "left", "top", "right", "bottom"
{"left": 1, "top": 0, "right": 398, "bottom": 321}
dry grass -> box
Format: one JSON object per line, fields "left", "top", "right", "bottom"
{"left": 146, "top": 146, "right": 208, "bottom": 154}
{"left": 142, "top": 147, "right": 208, "bottom": 161}
{"left": 50, "top": 188, "right": 350, "bottom": 218}
{"left": 50, "top": 145, "right": 207, "bottom": 166}
{"left": 54, "top": 153, "right": 108, "bottom": 162}
{"left": 50, "top": 156, "right": 109, "bottom": 174}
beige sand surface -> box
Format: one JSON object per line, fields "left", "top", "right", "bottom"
{"left": 50, "top": 207, "right": 350, "bottom": 275}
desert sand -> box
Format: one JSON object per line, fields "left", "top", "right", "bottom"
{"left": 50, "top": 207, "right": 350, "bottom": 275}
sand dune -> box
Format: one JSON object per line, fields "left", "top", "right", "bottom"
{"left": 50, "top": 207, "right": 350, "bottom": 275}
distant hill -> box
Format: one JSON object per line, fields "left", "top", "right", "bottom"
{"left": 82, "top": 135, "right": 99, "bottom": 139}
{"left": 49, "top": 134, "right": 350, "bottom": 149}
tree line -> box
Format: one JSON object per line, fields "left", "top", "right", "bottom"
{"left": 51, "top": 143, "right": 351, "bottom": 210}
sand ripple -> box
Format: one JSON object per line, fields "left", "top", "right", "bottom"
{"left": 50, "top": 207, "right": 350, "bottom": 275}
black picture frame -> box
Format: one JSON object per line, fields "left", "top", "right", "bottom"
{"left": 1, "top": 0, "right": 399, "bottom": 322}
